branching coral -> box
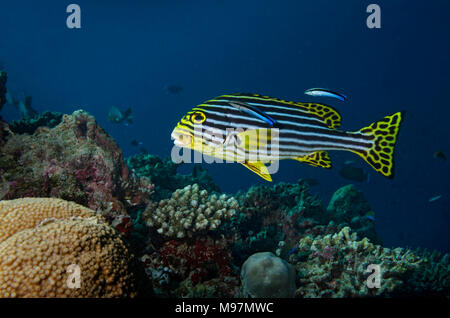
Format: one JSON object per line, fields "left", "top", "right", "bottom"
{"left": 294, "top": 226, "right": 424, "bottom": 297}
{"left": 143, "top": 184, "right": 237, "bottom": 238}
{"left": 0, "top": 197, "right": 152, "bottom": 298}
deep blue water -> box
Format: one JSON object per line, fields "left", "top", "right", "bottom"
{"left": 1, "top": 0, "right": 449, "bottom": 253}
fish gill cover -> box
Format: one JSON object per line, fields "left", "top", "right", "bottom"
{"left": 0, "top": 0, "right": 449, "bottom": 300}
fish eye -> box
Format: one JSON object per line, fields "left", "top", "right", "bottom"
{"left": 191, "top": 112, "right": 206, "bottom": 124}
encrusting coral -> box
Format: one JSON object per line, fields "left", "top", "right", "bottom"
{"left": 143, "top": 184, "right": 238, "bottom": 238}
{"left": 0, "top": 197, "right": 152, "bottom": 297}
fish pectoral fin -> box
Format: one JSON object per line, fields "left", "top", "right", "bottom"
{"left": 236, "top": 129, "right": 272, "bottom": 151}
{"left": 294, "top": 151, "right": 332, "bottom": 169}
{"left": 241, "top": 161, "right": 272, "bottom": 182}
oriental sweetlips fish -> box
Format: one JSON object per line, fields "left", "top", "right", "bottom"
{"left": 171, "top": 93, "right": 404, "bottom": 181}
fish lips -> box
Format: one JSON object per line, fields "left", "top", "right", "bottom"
{"left": 171, "top": 128, "right": 193, "bottom": 147}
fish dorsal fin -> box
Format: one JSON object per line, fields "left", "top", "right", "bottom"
{"left": 236, "top": 129, "right": 272, "bottom": 151}
{"left": 294, "top": 151, "right": 332, "bottom": 169}
{"left": 224, "top": 93, "right": 341, "bottom": 129}
{"left": 300, "top": 103, "right": 342, "bottom": 129}
{"left": 241, "top": 161, "right": 272, "bottom": 182}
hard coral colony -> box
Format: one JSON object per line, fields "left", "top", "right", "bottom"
{"left": 0, "top": 71, "right": 449, "bottom": 298}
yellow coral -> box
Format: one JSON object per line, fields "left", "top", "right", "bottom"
{"left": 0, "top": 197, "right": 97, "bottom": 243}
{"left": 0, "top": 198, "right": 150, "bottom": 298}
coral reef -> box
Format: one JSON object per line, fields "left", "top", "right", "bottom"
{"left": 0, "top": 197, "right": 95, "bottom": 243}
{"left": 142, "top": 237, "right": 238, "bottom": 297}
{"left": 0, "top": 70, "right": 6, "bottom": 112}
{"left": 241, "top": 252, "right": 296, "bottom": 298}
{"left": 8, "top": 111, "right": 63, "bottom": 135}
{"left": 229, "top": 180, "right": 326, "bottom": 265}
{"left": 326, "top": 184, "right": 381, "bottom": 244}
{"left": 143, "top": 184, "right": 237, "bottom": 238}
{"left": 0, "top": 198, "right": 152, "bottom": 297}
{"left": 0, "top": 110, "right": 154, "bottom": 221}
{"left": 292, "top": 226, "right": 447, "bottom": 297}
{"left": 0, "top": 108, "right": 448, "bottom": 298}
{"left": 127, "top": 154, "right": 219, "bottom": 200}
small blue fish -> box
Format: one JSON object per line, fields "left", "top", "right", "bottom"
{"left": 284, "top": 246, "right": 299, "bottom": 259}
{"left": 229, "top": 101, "right": 277, "bottom": 127}
{"left": 304, "top": 88, "right": 347, "bottom": 101}
{"left": 428, "top": 195, "right": 442, "bottom": 202}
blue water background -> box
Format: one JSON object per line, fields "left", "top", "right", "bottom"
{"left": 1, "top": 0, "right": 449, "bottom": 252}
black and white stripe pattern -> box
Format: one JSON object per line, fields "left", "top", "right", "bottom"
{"left": 176, "top": 93, "right": 373, "bottom": 161}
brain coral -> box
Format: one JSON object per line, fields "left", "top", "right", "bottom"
{"left": 0, "top": 197, "right": 96, "bottom": 243}
{"left": 0, "top": 198, "right": 151, "bottom": 297}
{"left": 241, "top": 252, "right": 296, "bottom": 298}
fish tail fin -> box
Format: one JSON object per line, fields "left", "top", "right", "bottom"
{"left": 354, "top": 111, "right": 405, "bottom": 178}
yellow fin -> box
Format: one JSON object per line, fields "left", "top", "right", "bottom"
{"left": 353, "top": 112, "right": 404, "bottom": 178}
{"left": 301, "top": 103, "right": 341, "bottom": 129}
{"left": 294, "top": 151, "right": 332, "bottom": 169}
{"left": 236, "top": 129, "right": 272, "bottom": 151}
{"left": 241, "top": 161, "right": 272, "bottom": 182}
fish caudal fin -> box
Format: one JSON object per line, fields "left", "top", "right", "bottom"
{"left": 354, "top": 112, "right": 404, "bottom": 178}
{"left": 294, "top": 151, "right": 332, "bottom": 169}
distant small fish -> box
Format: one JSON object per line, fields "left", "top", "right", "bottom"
{"left": 428, "top": 195, "right": 442, "bottom": 202}
{"left": 165, "top": 84, "right": 183, "bottom": 95}
{"left": 338, "top": 164, "right": 369, "bottom": 182}
{"left": 364, "top": 211, "right": 376, "bottom": 222}
{"left": 108, "top": 106, "right": 133, "bottom": 125}
{"left": 284, "top": 246, "right": 299, "bottom": 259}
{"left": 434, "top": 150, "right": 447, "bottom": 161}
{"left": 131, "top": 139, "right": 143, "bottom": 147}
{"left": 304, "top": 88, "right": 347, "bottom": 101}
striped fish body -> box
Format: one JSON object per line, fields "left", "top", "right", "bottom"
{"left": 171, "top": 93, "right": 404, "bottom": 181}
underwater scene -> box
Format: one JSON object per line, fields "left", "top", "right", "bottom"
{"left": 0, "top": 0, "right": 449, "bottom": 300}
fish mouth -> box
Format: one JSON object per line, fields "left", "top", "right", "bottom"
{"left": 171, "top": 128, "right": 193, "bottom": 147}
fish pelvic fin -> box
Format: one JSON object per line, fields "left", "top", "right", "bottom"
{"left": 353, "top": 111, "right": 405, "bottom": 178}
{"left": 294, "top": 151, "right": 332, "bottom": 169}
{"left": 241, "top": 161, "right": 272, "bottom": 182}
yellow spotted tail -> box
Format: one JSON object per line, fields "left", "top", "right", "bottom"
{"left": 353, "top": 112, "right": 405, "bottom": 178}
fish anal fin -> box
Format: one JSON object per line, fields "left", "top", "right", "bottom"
{"left": 294, "top": 151, "right": 332, "bottom": 169}
{"left": 241, "top": 161, "right": 272, "bottom": 182}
